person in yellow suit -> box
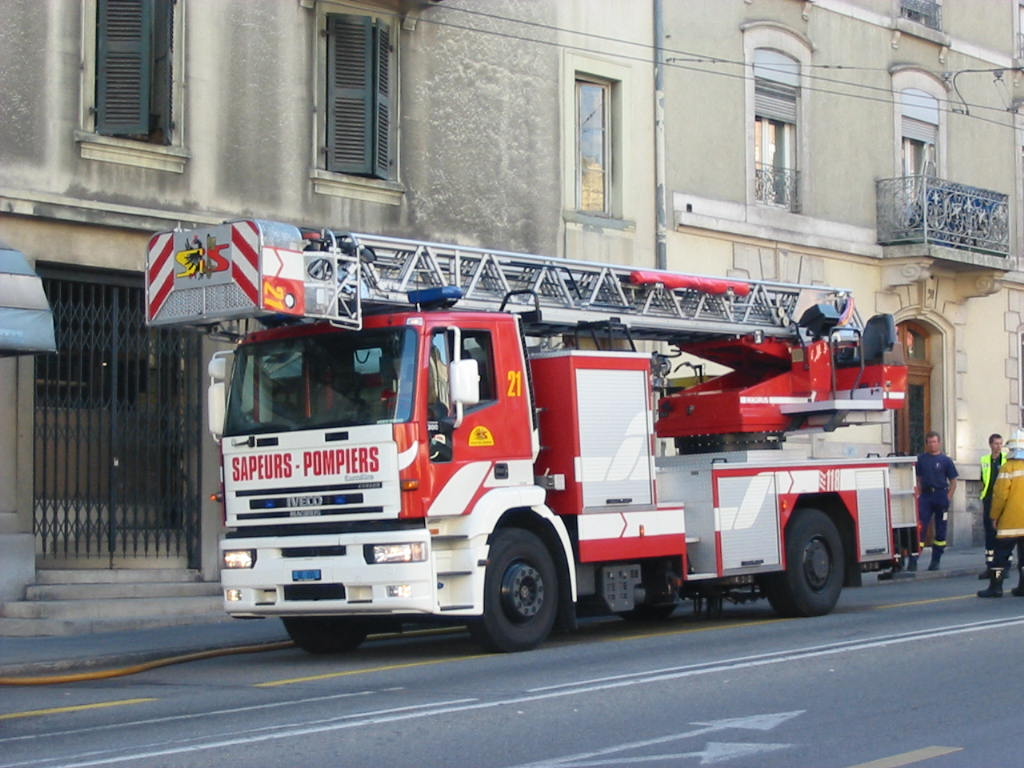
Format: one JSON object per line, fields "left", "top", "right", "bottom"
{"left": 979, "top": 430, "right": 1024, "bottom": 598}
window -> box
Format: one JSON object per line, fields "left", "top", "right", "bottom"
{"left": 576, "top": 78, "right": 611, "bottom": 213}
{"left": 1019, "top": 3, "right": 1024, "bottom": 60}
{"left": 95, "top": 0, "right": 174, "bottom": 143}
{"left": 753, "top": 49, "right": 799, "bottom": 211}
{"left": 224, "top": 328, "right": 418, "bottom": 436}
{"left": 427, "top": 329, "right": 497, "bottom": 413}
{"left": 900, "top": 0, "right": 942, "bottom": 31}
{"left": 900, "top": 89, "right": 938, "bottom": 176}
{"left": 325, "top": 14, "right": 392, "bottom": 179}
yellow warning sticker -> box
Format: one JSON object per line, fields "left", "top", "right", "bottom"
{"left": 468, "top": 426, "right": 495, "bottom": 447}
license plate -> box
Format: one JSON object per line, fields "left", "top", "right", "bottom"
{"left": 292, "top": 569, "right": 322, "bottom": 582}
{"left": 288, "top": 495, "right": 323, "bottom": 508}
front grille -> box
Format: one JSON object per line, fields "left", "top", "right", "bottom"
{"left": 281, "top": 546, "right": 347, "bottom": 558}
{"left": 224, "top": 519, "right": 425, "bottom": 538}
{"left": 237, "top": 505, "right": 384, "bottom": 521}
{"left": 283, "top": 584, "right": 346, "bottom": 601}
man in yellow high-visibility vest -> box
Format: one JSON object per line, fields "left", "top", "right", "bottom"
{"left": 979, "top": 433, "right": 1007, "bottom": 578}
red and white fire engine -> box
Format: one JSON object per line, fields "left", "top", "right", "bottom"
{"left": 146, "top": 220, "right": 915, "bottom": 653}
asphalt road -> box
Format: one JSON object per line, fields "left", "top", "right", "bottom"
{"left": 2, "top": 573, "right": 1021, "bottom": 768}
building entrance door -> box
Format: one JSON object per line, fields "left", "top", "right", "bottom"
{"left": 33, "top": 270, "right": 202, "bottom": 567}
{"left": 895, "top": 321, "right": 933, "bottom": 456}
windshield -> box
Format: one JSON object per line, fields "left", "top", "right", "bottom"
{"left": 224, "top": 327, "right": 418, "bottom": 436}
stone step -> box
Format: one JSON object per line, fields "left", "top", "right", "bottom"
{"left": 34, "top": 568, "right": 202, "bottom": 585}
{"left": 1, "top": 595, "right": 223, "bottom": 621}
{"left": 36, "top": 556, "right": 191, "bottom": 570}
{"left": 24, "top": 582, "right": 221, "bottom": 601}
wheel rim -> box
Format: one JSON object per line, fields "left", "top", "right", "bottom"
{"left": 499, "top": 559, "right": 545, "bottom": 623}
{"left": 802, "top": 536, "right": 833, "bottom": 591}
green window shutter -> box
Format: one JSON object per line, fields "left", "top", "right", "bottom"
{"left": 326, "top": 14, "right": 374, "bottom": 175}
{"left": 372, "top": 23, "right": 391, "bottom": 179}
{"left": 96, "top": 0, "right": 153, "bottom": 136}
{"left": 150, "top": 0, "right": 173, "bottom": 143}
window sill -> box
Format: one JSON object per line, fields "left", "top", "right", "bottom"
{"left": 893, "top": 17, "right": 950, "bottom": 47}
{"left": 563, "top": 210, "right": 636, "bottom": 232}
{"left": 74, "top": 131, "right": 190, "bottom": 173}
{"left": 310, "top": 170, "right": 404, "bottom": 206}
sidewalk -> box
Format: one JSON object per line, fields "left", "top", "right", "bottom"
{"left": 0, "top": 546, "right": 989, "bottom": 681}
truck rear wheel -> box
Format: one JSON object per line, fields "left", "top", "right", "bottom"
{"left": 282, "top": 616, "right": 369, "bottom": 654}
{"left": 762, "top": 508, "right": 844, "bottom": 617}
{"left": 469, "top": 528, "right": 558, "bottom": 653}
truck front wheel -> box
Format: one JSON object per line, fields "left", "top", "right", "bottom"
{"left": 282, "top": 616, "right": 369, "bottom": 654}
{"left": 469, "top": 528, "right": 558, "bottom": 653}
{"left": 762, "top": 508, "right": 844, "bottom": 617}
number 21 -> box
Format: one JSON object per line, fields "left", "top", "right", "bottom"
{"left": 507, "top": 370, "right": 523, "bottom": 397}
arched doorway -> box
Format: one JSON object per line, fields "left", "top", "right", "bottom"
{"left": 895, "top": 320, "right": 934, "bottom": 456}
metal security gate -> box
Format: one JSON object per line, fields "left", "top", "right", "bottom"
{"left": 33, "top": 270, "right": 202, "bottom": 567}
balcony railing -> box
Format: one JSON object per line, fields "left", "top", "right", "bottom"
{"left": 900, "top": 0, "right": 941, "bottom": 31}
{"left": 755, "top": 163, "right": 800, "bottom": 213}
{"left": 876, "top": 175, "right": 1009, "bottom": 257}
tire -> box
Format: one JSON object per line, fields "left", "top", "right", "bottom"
{"left": 469, "top": 528, "right": 559, "bottom": 653}
{"left": 762, "top": 508, "right": 845, "bottom": 618}
{"left": 282, "top": 616, "right": 369, "bottom": 654}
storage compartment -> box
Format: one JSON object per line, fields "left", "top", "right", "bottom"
{"left": 531, "top": 351, "right": 655, "bottom": 517}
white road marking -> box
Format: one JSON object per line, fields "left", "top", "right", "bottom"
{"left": 8, "top": 616, "right": 1021, "bottom": 768}
{"left": 510, "top": 713, "right": 801, "bottom": 768}
{"left": 555, "top": 741, "right": 792, "bottom": 767}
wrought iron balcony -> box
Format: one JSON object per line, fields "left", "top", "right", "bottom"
{"left": 900, "top": 0, "right": 941, "bottom": 31}
{"left": 876, "top": 175, "right": 1009, "bottom": 258}
{"left": 755, "top": 163, "right": 800, "bottom": 213}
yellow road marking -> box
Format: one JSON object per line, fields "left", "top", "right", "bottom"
{"left": 845, "top": 745, "right": 963, "bottom": 767}
{"left": 255, "top": 655, "right": 491, "bottom": 687}
{"left": 874, "top": 594, "right": 974, "bottom": 609}
{"left": 609, "top": 617, "right": 790, "bottom": 642}
{"left": 0, "top": 698, "right": 157, "bottom": 721}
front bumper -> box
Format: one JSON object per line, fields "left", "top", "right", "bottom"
{"left": 220, "top": 527, "right": 436, "bottom": 617}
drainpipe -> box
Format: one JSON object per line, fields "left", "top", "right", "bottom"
{"left": 653, "top": 0, "right": 668, "bottom": 270}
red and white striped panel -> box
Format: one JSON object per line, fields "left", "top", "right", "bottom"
{"left": 146, "top": 232, "right": 175, "bottom": 321}
{"left": 231, "top": 220, "right": 261, "bottom": 307}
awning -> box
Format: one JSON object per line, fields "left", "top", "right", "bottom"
{"left": 0, "top": 241, "right": 56, "bottom": 355}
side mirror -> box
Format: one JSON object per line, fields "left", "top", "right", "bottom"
{"left": 208, "top": 355, "right": 228, "bottom": 382}
{"left": 449, "top": 358, "right": 480, "bottom": 407}
{"left": 207, "top": 352, "right": 231, "bottom": 442}
{"left": 208, "top": 381, "right": 226, "bottom": 442}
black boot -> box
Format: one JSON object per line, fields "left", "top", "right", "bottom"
{"left": 978, "top": 568, "right": 1004, "bottom": 598}
{"left": 1012, "top": 568, "right": 1024, "bottom": 597}
{"left": 981, "top": 550, "right": 995, "bottom": 578}
{"left": 928, "top": 549, "right": 942, "bottom": 571}
{"left": 908, "top": 555, "right": 918, "bottom": 572}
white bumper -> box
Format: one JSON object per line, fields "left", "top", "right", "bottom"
{"left": 220, "top": 527, "right": 437, "bottom": 617}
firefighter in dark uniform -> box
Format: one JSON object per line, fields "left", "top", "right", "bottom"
{"left": 979, "top": 430, "right": 1024, "bottom": 597}
{"left": 913, "top": 431, "right": 958, "bottom": 572}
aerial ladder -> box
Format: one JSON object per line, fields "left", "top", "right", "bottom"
{"left": 148, "top": 219, "right": 906, "bottom": 452}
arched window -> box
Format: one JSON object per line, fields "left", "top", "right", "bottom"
{"left": 900, "top": 88, "right": 938, "bottom": 176}
{"left": 753, "top": 49, "right": 800, "bottom": 210}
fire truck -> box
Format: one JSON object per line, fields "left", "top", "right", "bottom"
{"left": 146, "top": 219, "right": 914, "bottom": 653}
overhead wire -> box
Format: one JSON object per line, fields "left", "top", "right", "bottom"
{"left": 411, "top": 2, "right": 1020, "bottom": 131}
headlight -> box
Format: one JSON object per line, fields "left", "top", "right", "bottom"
{"left": 365, "top": 542, "right": 427, "bottom": 564}
{"left": 223, "top": 549, "right": 257, "bottom": 569}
